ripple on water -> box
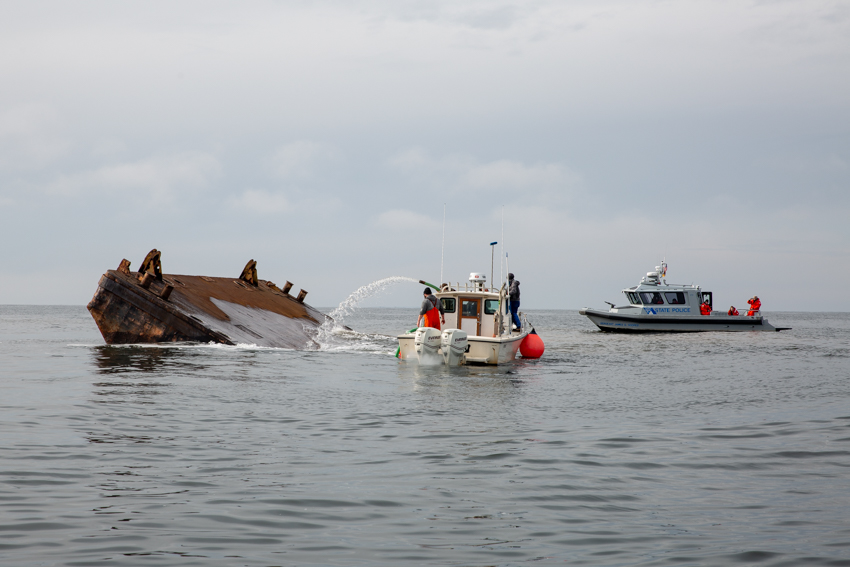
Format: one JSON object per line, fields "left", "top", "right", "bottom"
{"left": 1, "top": 308, "right": 850, "bottom": 566}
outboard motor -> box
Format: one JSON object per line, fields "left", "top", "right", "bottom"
{"left": 440, "top": 329, "right": 468, "bottom": 366}
{"left": 414, "top": 327, "right": 443, "bottom": 365}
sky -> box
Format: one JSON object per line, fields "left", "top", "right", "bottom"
{"left": 1, "top": 0, "right": 849, "bottom": 311}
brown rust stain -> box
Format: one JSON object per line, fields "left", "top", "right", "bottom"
{"left": 139, "top": 272, "right": 318, "bottom": 323}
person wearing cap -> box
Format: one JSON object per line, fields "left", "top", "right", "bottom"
{"left": 417, "top": 287, "right": 445, "bottom": 330}
{"left": 508, "top": 273, "right": 521, "bottom": 331}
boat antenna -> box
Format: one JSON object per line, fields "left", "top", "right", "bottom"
{"left": 490, "top": 241, "right": 498, "bottom": 289}
{"left": 440, "top": 203, "right": 446, "bottom": 288}
{"left": 501, "top": 205, "right": 504, "bottom": 287}
{"left": 505, "top": 252, "right": 510, "bottom": 330}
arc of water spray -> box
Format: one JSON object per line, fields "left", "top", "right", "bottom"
{"left": 314, "top": 276, "right": 421, "bottom": 350}
{"left": 325, "top": 276, "right": 421, "bottom": 328}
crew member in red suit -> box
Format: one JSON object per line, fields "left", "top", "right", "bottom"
{"left": 418, "top": 287, "right": 445, "bottom": 330}
{"left": 700, "top": 302, "right": 711, "bottom": 315}
{"left": 746, "top": 296, "right": 761, "bottom": 316}
{"left": 727, "top": 306, "right": 739, "bottom": 316}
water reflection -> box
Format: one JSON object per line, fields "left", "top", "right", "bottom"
{"left": 399, "top": 357, "right": 539, "bottom": 388}
{"left": 91, "top": 344, "right": 205, "bottom": 374}
{"left": 398, "top": 362, "right": 531, "bottom": 413}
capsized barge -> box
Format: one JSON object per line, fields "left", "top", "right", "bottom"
{"left": 87, "top": 249, "right": 327, "bottom": 349}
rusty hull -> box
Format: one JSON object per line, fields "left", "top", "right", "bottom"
{"left": 88, "top": 267, "right": 326, "bottom": 349}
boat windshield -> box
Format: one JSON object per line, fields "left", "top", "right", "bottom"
{"left": 664, "top": 292, "right": 686, "bottom": 305}
{"left": 639, "top": 292, "right": 664, "bottom": 305}
{"left": 627, "top": 292, "right": 640, "bottom": 305}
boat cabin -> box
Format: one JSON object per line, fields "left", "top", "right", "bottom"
{"left": 617, "top": 268, "right": 712, "bottom": 315}
{"left": 436, "top": 273, "right": 510, "bottom": 337}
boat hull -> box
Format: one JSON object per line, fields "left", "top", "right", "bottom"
{"left": 580, "top": 308, "right": 782, "bottom": 332}
{"left": 397, "top": 331, "right": 528, "bottom": 365}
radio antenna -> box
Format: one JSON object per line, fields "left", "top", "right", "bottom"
{"left": 440, "top": 203, "right": 446, "bottom": 288}
{"left": 501, "top": 206, "right": 504, "bottom": 286}
{"left": 490, "top": 241, "right": 498, "bottom": 288}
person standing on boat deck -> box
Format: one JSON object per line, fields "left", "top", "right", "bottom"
{"left": 418, "top": 287, "right": 445, "bottom": 330}
{"left": 747, "top": 296, "right": 761, "bottom": 316}
{"left": 508, "top": 273, "right": 521, "bottom": 331}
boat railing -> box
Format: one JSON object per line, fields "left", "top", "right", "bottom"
{"left": 712, "top": 309, "right": 760, "bottom": 317}
{"left": 443, "top": 282, "right": 498, "bottom": 293}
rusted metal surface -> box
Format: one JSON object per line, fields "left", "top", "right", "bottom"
{"left": 139, "top": 272, "right": 154, "bottom": 289}
{"left": 239, "top": 259, "right": 258, "bottom": 287}
{"left": 88, "top": 251, "right": 328, "bottom": 349}
{"left": 139, "top": 249, "right": 162, "bottom": 279}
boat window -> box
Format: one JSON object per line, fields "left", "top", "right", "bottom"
{"left": 627, "top": 292, "right": 640, "bottom": 305}
{"left": 664, "top": 292, "right": 686, "bottom": 304}
{"left": 461, "top": 300, "right": 479, "bottom": 317}
{"left": 484, "top": 299, "right": 500, "bottom": 315}
{"left": 639, "top": 292, "right": 665, "bottom": 305}
{"left": 441, "top": 298, "right": 456, "bottom": 313}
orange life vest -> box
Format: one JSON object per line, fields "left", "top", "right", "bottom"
{"left": 747, "top": 298, "right": 761, "bottom": 316}
{"left": 423, "top": 297, "right": 442, "bottom": 330}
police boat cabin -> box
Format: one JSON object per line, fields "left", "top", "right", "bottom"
{"left": 397, "top": 273, "right": 530, "bottom": 365}
{"left": 579, "top": 263, "right": 789, "bottom": 332}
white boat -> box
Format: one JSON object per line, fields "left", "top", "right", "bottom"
{"left": 579, "top": 262, "right": 790, "bottom": 332}
{"left": 397, "top": 273, "right": 530, "bottom": 365}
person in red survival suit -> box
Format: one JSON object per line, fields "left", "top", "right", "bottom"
{"left": 728, "top": 306, "right": 739, "bottom": 316}
{"left": 746, "top": 296, "right": 761, "bottom": 316}
{"left": 699, "top": 302, "right": 712, "bottom": 316}
{"left": 417, "top": 287, "right": 445, "bottom": 330}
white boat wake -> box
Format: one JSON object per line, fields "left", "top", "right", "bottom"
{"left": 315, "top": 276, "right": 420, "bottom": 352}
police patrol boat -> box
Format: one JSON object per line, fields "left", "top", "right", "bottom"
{"left": 397, "top": 273, "right": 535, "bottom": 365}
{"left": 579, "top": 262, "right": 790, "bottom": 332}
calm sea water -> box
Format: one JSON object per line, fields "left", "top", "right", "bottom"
{"left": 1, "top": 305, "right": 850, "bottom": 567}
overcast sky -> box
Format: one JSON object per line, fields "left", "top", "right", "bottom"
{"left": 1, "top": 0, "right": 848, "bottom": 311}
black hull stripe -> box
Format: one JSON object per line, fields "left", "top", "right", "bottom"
{"left": 585, "top": 311, "right": 765, "bottom": 326}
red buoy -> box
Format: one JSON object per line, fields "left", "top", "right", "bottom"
{"left": 520, "top": 330, "right": 544, "bottom": 359}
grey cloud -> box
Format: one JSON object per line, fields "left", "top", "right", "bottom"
{"left": 43, "top": 152, "right": 221, "bottom": 205}
{"left": 0, "top": 0, "right": 848, "bottom": 310}
{"left": 0, "top": 103, "right": 69, "bottom": 170}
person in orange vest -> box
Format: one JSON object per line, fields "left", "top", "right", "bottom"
{"left": 727, "top": 306, "right": 739, "bottom": 316}
{"left": 417, "top": 287, "right": 445, "bottom": 330}
{"left": 699, "top": 301, "right": 711, "bottom": 315}
{"left": 746, "top": 295, "right": 761, "bottom": 316}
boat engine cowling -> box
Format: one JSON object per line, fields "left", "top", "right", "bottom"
{"left": 414, "top": 327, "right": 443, "bottom": 365}
{"left": 440, "top": 328, "right": 468, "bottom": 366}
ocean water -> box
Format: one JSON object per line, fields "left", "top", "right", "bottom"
{"left": 1, "top": 305, "right": 849, "bottom": 567}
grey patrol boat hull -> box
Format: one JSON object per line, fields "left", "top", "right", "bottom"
{"left": 579, "top": 308, "right": 785, "bottom": 332}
